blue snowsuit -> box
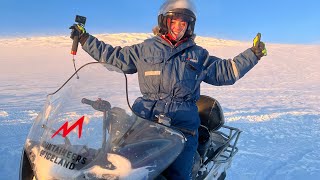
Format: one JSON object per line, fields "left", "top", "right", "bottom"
{"left": 82, "top": 34, "right": 259, "bottom": 179}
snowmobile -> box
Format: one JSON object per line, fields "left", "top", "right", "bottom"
{"left": 20, "top": 62, "right": 241, "bottom": 180}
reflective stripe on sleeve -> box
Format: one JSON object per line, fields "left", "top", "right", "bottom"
{"left": 145, "top": 71, "right": 161, "bottom": 76}
{"left": 230, "top": 59, "right": 239, "bottom": 80}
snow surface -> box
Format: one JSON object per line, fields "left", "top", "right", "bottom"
{"left": 0, "top": 33, "right": 319, "bottom": 179}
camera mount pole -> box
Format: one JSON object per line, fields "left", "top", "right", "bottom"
{"left": 71, "top": 34, "right": 80, "bottom": 55}
{"left": 71, "top": 33, "right": 80, "bottom": 79}
{"left": 70, "top": 15, "right": 86, "bottom": 79}
{"left": 71, "top": 36, "right": 79, "bottom": 79}
{"left": 71, "top": 26, "right": 80, "bottom": 79}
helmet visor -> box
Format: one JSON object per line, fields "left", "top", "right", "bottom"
{"left": 166, "top": 11, "right": 195, "bottom": 23}
{"left": 167, "top": 17, "right": 188, "bottom": 41}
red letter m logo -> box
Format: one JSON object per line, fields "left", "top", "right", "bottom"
{"left": 51, "top": 116, "right": 85, "bottom": 139}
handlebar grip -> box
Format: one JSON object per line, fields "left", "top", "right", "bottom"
{"left": 81, "top": 98, "right": 111, "bottom": 112}
{"left": 81, "top": 98, "right": 93, "bottom": 105}
{"left": 71, "top": 35, "right": 79, "bottom": 55}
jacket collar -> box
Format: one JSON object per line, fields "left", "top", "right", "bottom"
{"left": 154, "top": 35, "right": 195, "bottom": 51}
{"left": 153, "top": 35, "right": 196, "bottom": 62}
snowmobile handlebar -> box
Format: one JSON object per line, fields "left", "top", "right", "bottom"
{"left": 81, "top": 98, "right": 111, "bottom": 112}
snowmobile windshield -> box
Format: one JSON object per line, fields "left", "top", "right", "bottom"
{"left": 24, "top": 62, "right": 185, "bottom": 180}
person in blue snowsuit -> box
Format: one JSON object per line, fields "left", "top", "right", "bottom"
{"left": 70, "top": 1, "right": 267, "bottom": 179}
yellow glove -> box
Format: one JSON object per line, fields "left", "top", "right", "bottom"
{"left": 251, "top": 33, "right": 267, "bottom": 59}
{"left": 69, "top": 24, "right": 89, "bottom": 46}
{"left": 69, "top": 24, "right": 86, "bottom": 40}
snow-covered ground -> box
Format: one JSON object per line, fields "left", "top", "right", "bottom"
{"left": 0, "top": 33, "right": 319, "bottom": 179}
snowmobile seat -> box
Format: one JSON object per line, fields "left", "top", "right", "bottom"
{"left": 196, "top": 95, "right": 225, "bottom": 131}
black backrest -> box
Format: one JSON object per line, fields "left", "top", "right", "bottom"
{"left": 196, "top": 95, "right": 225, "bottom": 131}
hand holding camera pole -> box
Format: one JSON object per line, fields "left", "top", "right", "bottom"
{"left": 70, "top": 15, "right": 86, "bottom": 55}
{"left": 70, "top": 15, "right": 87, "bottom": 78}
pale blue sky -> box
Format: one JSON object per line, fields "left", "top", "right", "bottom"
{"left": 1, "top": 0, "right": 319, "bottom": 44}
